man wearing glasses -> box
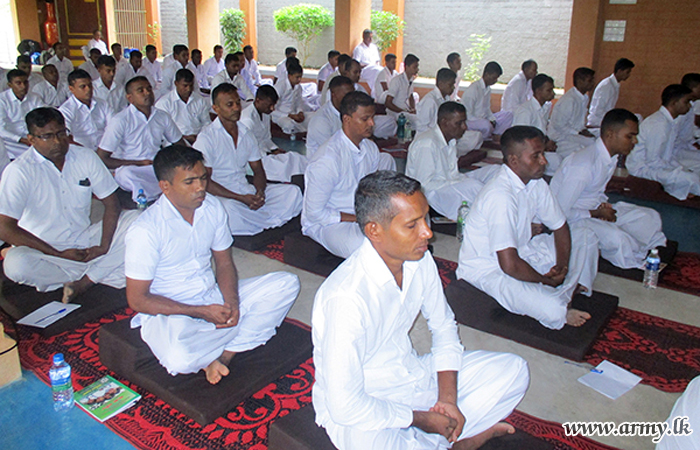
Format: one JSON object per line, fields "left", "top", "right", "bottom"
{"left": 0, "top": 108, "right": 138, "bottom": 303}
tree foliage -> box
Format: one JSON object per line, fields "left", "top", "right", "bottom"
{"left": 274, "top": 4, "right": 334, "bottom": 65}
{"left": 370, "top": 11, "right": 405, "bottom": 53}
{"left": 220, "top": 9, "right": 247, "bottom": 53}
{"left": 464, "top": 34, "right": 492, "bottom": 82}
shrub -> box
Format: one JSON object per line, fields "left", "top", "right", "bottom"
{"left": 464, "top": 34, "right": 492, "bottom": 82}
{"left": 370, "top": 11, "right": 405, "bottom": 53}
{"left": 274, "top": 4, "right": 334, "bottom": 65}
{"left": 220, "top": 9, "right": 246, "bottom": 53}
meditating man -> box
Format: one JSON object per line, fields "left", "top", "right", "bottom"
{"left": 385, "top": 54, "right": 420, "bottom": 125}
{"left": 407, "top": 102, "right": 498, "bottom": 221}
{"left": 456, "top": 126, "right": 599, "bottom": 330}
{"left": 47, "top": 42, "right": 74, "bottom": 83}
{"left": 551, "top": 109, "right": 666, "bottom": 269}
{"left": 626, "top": 84, "right": 700, "bottom": 200}
{"left": 16, "top": 54, "right": 45, "bottom": 89}
{"left": 372, "top": 53, "right": 398, "bottom": 103}
{"left": 461, "top": 62, "right": 513, "bottom": 141}
{"left": 500, "top": 59, "right": 538, "bottom": 113}
{"left": 548, "top": 67, "right": 596, "bottom": 159}
{"left": 242, "top": 45, "right": 263, "bottom": 95}
{"left": 674, "top": 73, "right": 700, "bottom": 166}
{"left": 446, "top": 52, "right": 463, "bottom": 101}
{"left": 125, "top": 145, "right": 299, "bottom": 384}
{"left": 203, "top": 45, "right": 225, "bottom": 86}
{"left": 587, "top": 58, "right": 635, "bottom": 129}
{"left": 154, "top": 69, "right": 211, "bottom": 145}
{"left": 98, "top": 76, "right": 185, "bottom": 201}
{"left": 239, "top": 85, "right": 307, "bottom": 182}
{"left": 30, "top": 64, "right": 69, "bottom": 108}
{"left": 194, "top": 84, "right": 303, "bottom": 235}
{"left": 114, "top": 50, "right": 155, "bottom": 90}
{"left": 111, "top": 43, "right": 130, "bottom": 70}
{"left": 59, "top": 69, "right": 112, "bottom": 151}
{"left": 306, "top": 75, "right": 355, "bottom": 159}
{"left": 78, "top": 48, "right": 101, "bottom": 81}
{"left": 274, "top": 47, "right": 296, "bottom": 84}
{"left": 317, "top": 50, "right": 340, "bottom": 93}
{"left": 272, "top": 61, "right": 311, "bottom": 135}
{"left": 0, "top": 69, "right": 44, "bottom": 159}
{"left": 312, "top": 170, "right": 529, "bottom": 450}
{"left": 156, "top": 45, "right": 200, "bottom": 101}
{"left": 93, "top": 55, "right": 128, "bottom": 114}
{"left": 302, "top": 91, "right": 396, "bottom": 258}
{"left": 0, "top": 108, "right": 137, "bottom": 302}
{"left": 142, "top": 44, "right": 163, "bottom": 89}
{"left": 210, "top": 52, "right": 254, "bottom": 105}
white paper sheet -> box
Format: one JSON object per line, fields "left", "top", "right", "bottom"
{"left": 17, "top": 301, "right": 81, "bottom": 328}
{"left": 578, "top": 360, "right": 642, "bottom": 400}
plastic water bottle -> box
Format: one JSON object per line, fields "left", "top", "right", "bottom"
{"left": 643, "top": 248, "right": 661, "bottom": 289}
{"left": 49, "top": 353, "right": 74, "bottom": 412}
{"left": 136, "top": 189, "right": 148, "bottom": 211}
{"left": 456, "top": 201, "right": 470, "bottom": 242}
{"left": 397, "top": 113, "right": 407, "bottom": 142}
{"left": 405, "top": 121, "right": 412, "bottom": 142}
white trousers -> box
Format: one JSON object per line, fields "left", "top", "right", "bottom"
{"left": 219, "top": 183, "right": 302, "bottom": 235}
{"left": 262, "top": 152, "right": 307, "bottom": 183}
{"left": 3, "top": 139, "right": 29, "bottom": 160}
{"left": 114, "top": 165, "right": 161, "bottom": 201}
{"left": 629, "top": 164, "right": 700, "bottom": 201}
{"left": 427, "top": 178, "right": 485, "bottom": 221}
{"left": 135, "top": 272, "right": 299, "bottom": 376}
{"left": 3, "top": 210, "right": 140, "bottom": 292}
{"left": 456, "top": 130, "right": 485, "bottom": 156}
{"left": 273, "top": 113, "right": 314, "bottom": 134}
{"left": 325, "top": 351, "right": 529, "bottom": 450}
{"left": 465, "top": 226, "right": 599, "bottom": 329}
{"left": 657, "top": 375, "right": 700, "bottom": 450}
{"left": 575, "top": 202, "right": 666, "bottom": 269}
{"left": 467, "top": 111, "right": 513, "bottom": 140}
{"left": 305, "top": 221, "right": 365, "bottom": 259}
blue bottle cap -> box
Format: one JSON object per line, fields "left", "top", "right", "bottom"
{"left": 53, "top": 353, "right": 64, "bottom": 364}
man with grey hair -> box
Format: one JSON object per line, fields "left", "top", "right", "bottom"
{"left": 352, "top": 29, "right": 383, "bottom": 91}
{"left": 312, "top": 170, "right": 529, "bottom": 450}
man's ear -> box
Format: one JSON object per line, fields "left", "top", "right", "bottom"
{"left": 364, "top": 221, "right": 383, "bottom": 243}
{"left": 158, "top": 179, "right": 170, "bottom": 195}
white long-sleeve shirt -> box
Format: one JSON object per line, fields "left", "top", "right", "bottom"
{"left": 548, "top": 87, "right": 589, "bottom": 142}
{"left": 587, "top": 74, "right": 620, "bottom": 128}
{"left": 46, "top": 55, "right": 74, "bottom": 83}
{"left": 0, "top": 90, "right": 44, "bottom": 153}
{"left": 627, "top": 106, "right": 680, "bottom": 174}
{"left": 78, "top": 61, "right": 100, "bottom": 80}
{"left": 154, "top": 89, "right": 211, "bottom": 136}
{"left": 501, "top": 71, "right": 532, "bottom": 112}
{"left": 59, "top": 94, "right": 112, "bottom": 150}
{"left": 461, "top": 78, "right": 495, "bottom": 122}
{"left": 239, "top": 103, "right": 277, "bottom": 155}
{"left": 210, "top": 69, "right": 253, "bottom": 102}
{"left": 142, "top": 59, "right": 163, "bottom": 86}
{"left": 372, "top": 67, "right": 398, "bottom": 102}
{"left": 29, "top": 79, "right": 69, "bottom": 108}
{"left": 406, "top": 125, "right": 462, "bottom": 192}
{"left": 312, "top": 238, "right": 463, "bottom": 431}
{"left": 351, "top": 42, "right": 380, "bottom": 67}
{"left": 203, "top": 57, "right": 225, "bottom": 84}
{"left": 512, "top": 97, "right": 552, "bottom": 134}
{"left": 415, "top": 87, "right": 449, "bottom": 133}
{"left": 272, "top": 77, "right": 303, "bottom": 118}
{"left": 306, "top": 101, "right": 341, "bottom": 159}
{"left": 92, "top": 78, "right": 128, "bottom": 114}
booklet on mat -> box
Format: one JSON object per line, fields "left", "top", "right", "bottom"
{"left": 577, "top": 360, "right": 642, "bottom": 400}
{"left": 16, "top": 301, "right": 81, "bottom": 328}
{"left": 75, "top": 375, "right": 141, "bottom": 422}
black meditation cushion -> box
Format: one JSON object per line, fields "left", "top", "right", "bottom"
{"left": 232, "top": 215, "right": 301, "bottom": 251}
{"left": 445, "top": 279, "right": 619, "bottom": 361}
{"left": 99, "top": 318, "right": 313, "bottom": 425}
{"left": 283, "top": 231, "right": 344, "bottom": 277}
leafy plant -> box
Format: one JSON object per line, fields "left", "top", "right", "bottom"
{"left": 220, "top": 8, "right": 247, "bottom": 53}
{"left": 464, "top": 34, "right": 492, "bottom": 82}
{"left": 370, "top": 11, "right": 405, "bottom": 53}
{"left": 146, "top": 22, "right": 161, "bottom": 50}
{"left": 274, "top": 4, "right": 333, "bottom": 65}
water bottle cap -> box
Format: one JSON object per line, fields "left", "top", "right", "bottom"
{"left": 462, "top": 201, "right": 468, "bottom": 205}
{"left": 53, "top": 353, "right": 64, "bottom": 364}
{"left": 138, "top": 189, "right": 144, "bottom": 194}
{"left": 650, "top": 248, "right": 659, "bottom": 255}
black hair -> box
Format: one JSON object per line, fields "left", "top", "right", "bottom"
{"left": 573, "top": 67, "right": 595, "bottom": 85}
{"left": 446, "top": 52, "right": 460, "bottom": 64}
{"left": 191, "top": 49, "right": 202, "bottom": 56}
{"left": 285, "top": 56, "right": 300, "bottom": 70}
{"left": 284, "top": 47, "right": 297, "bottom": 57}
{"left": 111, "top": 43, "right": 122, "bottom": 50}
{"left": 355, "top": 171, "right": 422, "bottom": 234}
{"left": 531, "top": 73, "right": 554, "bottom": 93}
{"left": 337, "top": 54, "right": 352, "bottom": 69}
{"left": 89, "top": 48, "right": 102, "bottom": 57}
{"left": 501, "top": 126, "right": 545, "bottom": 161}
{"left": 129, "top": 49, "right": 142, "bottom": 59}
{"left": 404, "top": 54, "right": 419, "bottom": 67}
{"left": 67, "top": 69, "right": 92, "bottom": 85}
{"left": 125, "top": 75, "right": 150, "bottom": 94}
{"left": 242, "top": 45, "right": 252, "bottom": 52}
{"left": 287, "top": 61, "right": 303, "bottom": 76}
{"left": 17, "top": 55, "right": 31, "bottom": 65}
{"left": 173, "top": 44, "right": 189, "bottom": 56}
{"left": 256, "top": 84, "right": 279, "bottom": 103}
{"left": 7, "top": 69, "right": 28, "bottom": 83}
{"left": 340, "top": 91, "right": 374, "bottom": 119}
{"left": 145, "top": 44, "right": 156, "bottom": 52}
{"left": 521, "top": 59, "right": 537, "bottom": 71}
{"left": 329, "top": 75, "right": 354, "bottom": 91}
{"left": 661, "top": 84, "right": 692, "bottom": 107}
{"left": 97, "top": 55, "right": 116, "bottom": 68}
{"left": 212, "top": 82, "right": 238, "bottom": 104}
{"left": 175, "top": 68, "right": 194, "bottom": 83}
{"left": 436, "top": 68, "right": 457, "bottom": 85}
{"left": 681, "top": 73, "right": 700, "bottom": 90}
{"left": 153, "top": 145, "right": 205, "bottom": 182}
{"left": 216, "top": 44, "right": 225, "bottom": 52}
{"left": 483, "top": 61, "right": 503, "bottom": 76}
{"left": 385, "top": 53, "right": 397, "bottom": 62}
{"left": 614, "top": 58, "right": 635, "bottom": 73}
{"left": 437, "top": 101, "right": 466, "bottom": 122}
{"left": 224, "top": 53, "right": 238, "bottom": 65}
{"left": 601, "top": 108, "right": 639, "bottom": 136}
{"left": 26, "top": 107, "right": 65, "bottom": 134}
{"left": 328, "top": 50, "right": 340, "bottom": 59}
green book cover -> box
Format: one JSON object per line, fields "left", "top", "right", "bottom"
{"left": 74, "top": 375, "right": 141, "bottom": 422}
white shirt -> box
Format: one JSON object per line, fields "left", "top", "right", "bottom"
{"left": 142, "top": 59, "right": 163, "bottom": 85}
{"left": 386, "top": 72, "right": 414, "bottom": 111}
{"left": 0, "top": 145, "right": 117, "bottom": 250}
{"left": 191, "top": 63, "right": 208, "bottom": 89}
{"left": 161, "top": 54, "right": 175, "bottom": 72}
{"left": 548, "top": 87, "right": 589, "bottom": 142}
{"left": 88, "top": 38, "right": 109, "bottom": 55}
{"left": 92, "top": 77, "right": 128, "bottom": 114}
{"left": 78, "top": 61, "right": 100, "bottom": 80}
{"left": 272, "top": 77, "right": 303, "bottom": 117}
{"left": 674, "top": 100, "right": 697, "bottom": 150}
{"left": 59, "top": 95, "right": 112, "bottom": 150}
{"left": 29, "top": 80, "right": 67, "bottom": 108}
{"left": 627, "top": 106, "right": 680, "bottom": 174}
{"left": 587, "top": 74, "right": 620, "bottom": 128}
{"left": 550, "top": 138, "right": 617, "bottom": 223}
{"left": 203, "top": 57, "right": 225, "bottom": 84}
{"left": 210, "top": 69, "right": 253, "bottom": 101}
{"left": 242, "top": 58, "right": 262, "bottom": 90}
{"left": 46, "top": 55, "right": 74, "bottom": 83}
{"left": 113, "top": 55, "right": 130, "bottom": 71}
{"left": 156, "top": 62, "right": 198, "bottom": 101}
{"left": 372, "top": 66, "right": 398, "bottom": 102}
{"left": 302, "top": 130, "right": 384, "bottom": 231}
{"left": 415, "top": 87, "right": 449, "bottom": 133}
{"left": 352, "top": 42, "right": 380, "bottom": 67}
{"left": 239, "top": 104, "right": 277, "bottom": 156}
{"left": 406, "top": 125, "right": 462, "bottom": 191}
{"left": 501, "top": 71, "right": 532, "bottom": 112}
{"left": 99, "top": 104, "right": 182, "bottom": 160}
{"left": 114, "top": 63, "right": 155, "bottom": 89}
{"left": 155, "top": 89, "right": 210, "bottom": 136}
{"left": 312, "top": 238, "right": 463, "bottom": 431}
{"left": 193, "top": 118, "right": 260, "bottom": 195}
{"left": 320, "top": 69, "right": 339, "bottom": 105}
{"left": 306, "top": 101, "right": 341, "bottom": 159}
{"left": 317, "top": 62, "right": 334, "bottom": 83}
{"left": 512, "top": 97, "right": 552, "bottom": 134}
{"left": 0, "top": 90, "right": 45, "bottom": 144}
{"left": 275, "top": 59, "right": 287, "bottom": 81}
{"left": 461, "top": 78, "right": 495, "bottom": 122}
{"left": 456, "top": 164, "right": 566, "bottom": 281}
{"left": 26, "top": 72, "right": 46, "bottom": 91}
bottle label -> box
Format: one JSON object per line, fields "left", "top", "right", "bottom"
{"left": 646, "top": 261, "right": 660, "bottom": 271}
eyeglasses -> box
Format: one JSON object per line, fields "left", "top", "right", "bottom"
{"left": 31, "top": 129, "right": 69, "bottom": 141}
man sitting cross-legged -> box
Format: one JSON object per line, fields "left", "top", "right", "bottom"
{"left": 302, "top": 91, "right": 396, "bottom": 259}
{"left": 194, "top": 83, "right": 303, "bottom": 235}
{"left": 306, "top": 75, "right": 356, "bottom": 159}
{"left": 551, "top": 109, "right": 666, "bottom": 269}
{"left": 461, "top": 61, "right": 513, "bottom": 141}
{"left": 0, "top": 108, "right": 138, "bottom": 302}
{"left": 0, "top": 69, "right": 44, "bottom": 159}
{"left": 154, "top": 68, "right": 211, "bottom": 145}
{"left": 92, "top": 55, "right": 128, "bottom": 114}
{"left": 272, "top": 60, "right": 312, "bottom": 135}
{"left": 312, "top": 170, "right": 529, "bottom": 450}
{"left": 125, "top": 145, "right": 299, "bottom": 384}
{"left": 456, "top": 126, "right": 599, "bottom": 330}
{"left": 59, "top": 69, "right": 112, "bottom": 151}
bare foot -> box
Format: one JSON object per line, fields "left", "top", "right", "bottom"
{"left": 62, "top": 276, "right": 94, "bottom": 303}
{"left": 574, "top": 284, "right": 589, "bottom": 295}
{"left": 566, "top": 308, "right": 591, "bottom": 327}
{"left": 0, "top": 246, "right": 9, "bottom": 259}
{"left": 453, "top": 422, "right": 514, "bottom": 450}
{"left": 203, "top": 359, "right": 230, "bottom": 384}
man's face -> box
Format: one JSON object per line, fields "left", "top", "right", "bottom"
{"left": 213, "top": 90, "right": 242, "bottom": 123}
{"left": 690, "top": 84, "right": 700, "bottom": 102}
{"left": 126, "top": 79, "right": 154, "bottom": 108}
{"left": 580, "top": 75, "right": 595, "bottom": 94}
{"left": 329, "top": 54, "right": 339, "bottom": 68}
{"left": 372, "top": 192, "right": 433, "bottom": 264}
{"left": 28, "top": 120, "right": 70, "bottom": 161}
{"left": 226, "top": 59, "right": 240, "bottom": 75}
{"left": 130, "top": 54, "right": 142, "bottom": 71}
{"left": 192, "top": 52, "right": 202, "bottom": 66}
{"left": 343, "top": 104, "right": 375, "bottom": 140}
{"left": 160, "top": 161, "right": 208, "bottom": 212}
{"left": 243, "top": 48, "right": 253, "bottom": 61}
{"left": 175, "top": 79, "right": 194, "bottom": 102}
{"left": 437, "top": 78, "right": 455, "bottom": 98}
{"left": 93, "top": 31, "right": 102, "bottom": 41}
{"left": 675, "top": 94, "right": 693, "bottom": 116}
{"left": 508, "top": 137, "right": 548, "bottom": 182}
{"left": 363, "top": 32, "right": 372, "bottom": 45}
{"left": 113, "top": 45, "right": 123, "bottom": 58}
{"left": 55, "top": 44, "right": 66, "bottom": 58}
{"left": 288, "top": 72, "right": 303, "bottom": 87}
{"left": 536, "top": 81, "right": 555, "bottom": 103}
{"left": 17, "top": 61, "right": 31, "bottom": 75}
{"left": 616, "top": 67, "right": 633, "bottom": 82}
{"left": 346, "top": 62, "right": 361, "bottom": 84}
{"left": 98, "top": 65, "right": 115, "bottom": 84}
{"left": 216, "top": 48, "right": 224, "bottom": 60}
{"left": 331, "top": 84, "right": 354, "bottom": 110}
{"left": 43, "top": 66, "right": 59, "bottom": 85}
{"left": 386, "top": 58, "right": 397, "bottom": 73}
{"left": 448, "top": 57, "right": 462, "bottom": 73}
{"left": 255, "top": 97, "right": 276, "bottom": 115}
{"left": 69, "top": 77, "right": 93, "bottom": 104}
{"left": 8, "top": 75, "right": 29, "bottom": 98}
{"left": 440, "top": 111, "right": 467, "bottom": 142}
{"left": 605, "top": 120, "right": 638, "bottom": 156}
{"left": 523, "top": 63, "right": 538, "bottom": 80}
{"left": 405, "top": 62, "right": 419, "bottom": 79}
{"left": 90, "top": 52, "right": 101, "bottom": 65}
{"left": 175, "top": 50, "right": 189, "bottom": 66}
{"left": 483, "top": 71, "right": 500, "bottom": 86}
{"left": 146, "top": 49, "right": 157, "bottom": 63}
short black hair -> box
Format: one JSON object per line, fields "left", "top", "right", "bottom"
{"left": 614, "top": 58, "right": 635, "bottom": 73}
{"left": 125, "top": 75, "right": 150, "bottom": 94}
{"left": 343, "top": 58, "right": 360, "bottom": 73}
{"left": 404, "top": 54, "right": 419, "bottom": 67}
{"left": 145, "top": 44, "right": 156, "bottom": 52}
{"left": 173, "top": 44, "right": 189, "bottom": 56}
{"left": 328, "top": 50, "right": 340, "bottom": 59}
{"left": 41, "top": 64, "right": 57, "bottom": 75}
{"left": 285, "top": 56, "right": 299, "bottom": 70}
{"left": 175, "top": 68, "right": 194, "bottom": 83}
{"left": 437, "top": 101, "right": 466, "bottom": 123}
{"left": 601, "top": 108, "right": 638, "bottom": 136}
{"left": 67, "top": 69, "right": 92, "bottom": 85}
{"left": 97, "top": 55, "right": 116, "bottom": 68}
{"left": 284, "top": 47, "right": 297, "bottom": 57}
{"left": 385, "top": 53, "right": 396, "bottom": 63}
{"left": 531, "top": 73, "right": 554, "bottom": 93}
{"left": 215, "top": 44, "right": 225, "bottom": 52}
{"left": 233, "top": 50, "right": 244, "bottom": 60}
{"left": 340, "top": 91, "right": 374, "bottom": 119}
{"left": 26, "top": 107, "right": 65, "bottom": 134}
{"left": 16, "top": 55, "right": 31, "bottom": 65}
{"left": 153, "top": 145, "right": 205, "bottom": 182}
{"left": 287, "top": 61, "right": 303, "bottom": 76}
{"left": 7, "top": 69, "right": 28, "bottom": 83}
{"left": 89, "top": 48, "right": 102, "bottom": 57}
{"left": 111, "top": 42, "right": 122, "bottom": 50}
{"left": 436, "top": 68, "right": 457, "bottom": 85}
{"left": 355, "top": 171, "right": 422, "bottom": 234}
{"left": 212, "top": 82, "right": 238, "bottom": 104}
{"left": 191, "top": 49, "right": 202, "bottom": 57}
{"left": 329, "top": 75, "right": 353, "bottom": 91}
{"left": 337, "top": 54, "right": 352, "bottom": 69}
{"left": 573, "top": 67, "right": 595, "bottom": 85}
{"left": 242, "top": 45, "right": 251, "bottom": 52}
{"left": 681, "top": 73, "right": 700, "bottom": 90}
{"left": 129, "top": 49, "right": 142, "bottom": 59}
{"left": 256, "top": 84, "right": 279, "bottom": 103}
{"left": 52, "top": 42, "right": 63, "bottom": 51}
{"left": 661, "top": 84, "right": 692, "bottom": 107}
{"left": 483, "top": 61, "right": 503, "bottom": 76}
{"left": 521, "top": 59, "right": 537, "bottom": 71}
{"left": 501, "top": 126, "right": 545, "bottom": 161}
{"left": 224, "top": 53, "right": 238, "bottom": 65}
{"left": 446, "top": 52, "right": 460, "bottom": 64}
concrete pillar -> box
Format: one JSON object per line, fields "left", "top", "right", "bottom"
{"left": 564, "top": 0, "right": 604, "bottom": 90}
{"left": 145, "top": 0, "right": 162, "bottom": 52}
{"left": 382, "top": 0, "right": 404, "bottom": 59}
{"left": 186, "top": 0, "right": 220, "bottom": 57}
{"left": 11, "top": 0, "right": 41, "bottom": 44}
{"left": 240, "top": 0, "right": 257, "bottom": 51}
{"left": 334, "top": 0, "right": 371, "bottom": 55}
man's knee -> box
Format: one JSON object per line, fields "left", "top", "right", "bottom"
{"left": 3, "top": 246, "right": 38, "bottom": 283}
{"left": 270, "top": 271, "right": 301, "bottom": 300}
